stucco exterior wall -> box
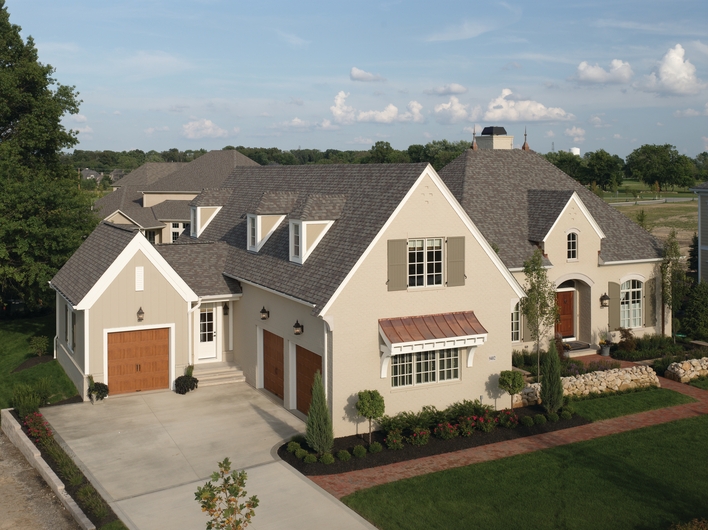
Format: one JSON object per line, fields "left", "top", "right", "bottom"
{"left": 143, "top": 193, "right": 197, "bottom": 208}
{"left": 324, "top": 172, "right": 520, "bottom": 437}
{"left": 54, "top": 296, "right": 87, "bottom": 399}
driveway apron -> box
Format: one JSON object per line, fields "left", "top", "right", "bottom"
{"left": 41, "top": 384, "right": 374, "bottom": 530}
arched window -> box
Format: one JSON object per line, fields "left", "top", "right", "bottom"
{"left": 567, "top": 232, "right": 578, "bottom": 260}
{"left": 620, "top": 279, "right": 642, "bottom": 328}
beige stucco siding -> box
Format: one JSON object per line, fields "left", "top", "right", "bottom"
{"left": 88, "top": 250, "right": 190, "bottom": 387}
{"left": 105, "top": 211, "right": 139, "bottom": 226}
{"left": 54, "top": 296, "right": 87, "bottom": 398}
{"left": 143, "top": 193, "right": 197, "bottom": 208}
{"left": 306, "top": 223, "right": 327, "bottom": 250}
{"left": 324, "top": 172, "right": 520, "bottom": 437}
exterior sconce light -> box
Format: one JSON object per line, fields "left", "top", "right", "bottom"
{"left": 223, "top": 302, "right": 229, "bottom": 316}
{"left": 600, "top": 293, "right": 610, "bottom": 308}
{"left": 293, "top": 320, "right": 304, "bottom": 335}
{"left": 260, "top": 306, "right": 269, "bottom": 320}
{"left": 137, "top": 307, "right": 145, "bottom": 322}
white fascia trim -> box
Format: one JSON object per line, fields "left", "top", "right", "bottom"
{"left": 84, "top": 309, "right": 90, "bottom": 374}
{"left": 601, "top": 258, "right": 663, "bottom": 265}
{"left": 224, "top": 274, "right": 316, "bottom": 308}
{"left": 303, "top": 220, "right": 335, "bottom": 262}
{"left": 554, "top": 272, "right": 595, "bottom": 288}
{"left": 75, "top": 232, "right": 198, "bottom": 309}
{"left": 103, "top": 323, "right": 175, "bottom": 390}
{"left": 542, "top": 192, "right": 606, "bottom": 244}
{"left": 255, "top": 215, "right": 286, "bottom": 252}
{"left": 104, "top": 209, "right": 143, "bottom": 228}
{"left": 619, "top": 273, "right": 646, "bottom": 284}
{"left": 198, "top": 294, "right": 242, "bottom": 301}
{"left": 320, "top": 165, "right": 525, "bottom": 316}
{"left": 379, "top": 328, "right": 488, "bottom": 356}
{"left": 196, "top": 206, "right": 222, "bottom": 237}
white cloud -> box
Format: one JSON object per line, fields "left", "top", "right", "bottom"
{"left": 483, "top": 89, "right": 574, "bottom": 122}
{"left": 565, "top": 127, "right": 586, "bottom": 143}
{"left": 425, "top": 83, "right": 468, "bottom": 96}
{"left": 589, "top": 115, "right": 611, "bottom": 128}
{"left": 434, "top": 96, "right": 480, "bottom": 124}
{"left": 272, "top": 117, "right": 311, "bottom": 130}
{"left": 75, "top": 126, "right": 93, "bottom": 134}
{"left": 694, "top": 40, "right": 708, "bottom": 55}
{"left": 638, "top": 44, "right": 706, "bottom": 96}
{"left": 399, "top": 101, "right": 425, "bottom": 123}
{"left": 170, "top": 105, "right": 189, "bottom": 113}
{"left": 70, "top": 114, "right": 88, "bottom": 123}
{"left": 576, "top": 59, "right": 633, "bottom": 84}
{"left": 351, "top": 136, "right": 373, "bottom": 145}
{"left": 182, "top": 119, "right": 228, "bottom": 139}
{"left": 233, "top": 127, "right": 240, "bottom": 134}
{"left": 318, "top": 119, "right": 339, "bottom": 131}
{"left": 330, "top": 91, "right": 356, "bottom": 124}
{"left": 357, "top": 104, "right": 400, "bottom": 124}
{"left": 145, "top": 126, "right": 169, "bottom": 134}
{"left": 674, "top": 108, "right": 702, "bottom": 117}
{"left": 613, "top": 133, "right": 623, "bottom": 140}
{"left": 545, "top": 130, "right": 555, "bottom": 138}
{"left": 350, "top": 67, "right": 385, "bottom": 82}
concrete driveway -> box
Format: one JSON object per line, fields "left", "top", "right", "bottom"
{"left": 41, "top": 384, "right": 374, "bottom": 530}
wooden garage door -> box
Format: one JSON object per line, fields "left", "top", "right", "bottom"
{"left": 263, "top": 330, "right": 284, "bottom": 400}
{"left": 296, "top": 346, "right": 322, "bottom": 415}
{"left": 107, "top": 328, "right": 169, "bottom": 395}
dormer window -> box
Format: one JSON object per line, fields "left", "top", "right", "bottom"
{"left": 292, "top": 222, "right": 301, "bottom": 258}
{"left": 289, "top": 219, "right": 334, "bottom": 264}
{"left": 247, "top": 214, "right": 285, "bottom": 252}
{"left": 191, "top": 206, "right": 222, "bottom": 238}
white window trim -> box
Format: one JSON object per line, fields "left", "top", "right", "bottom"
{"left": 290, "top": 220, "right": 302, "bottom": 263}
{"left": 190, "top": 208, "right": 197, "bottom": 237}
{"left": 248, "top": 214, "right": 285, "bottom": 252}
{"left": 390, "top": 348, "right": 461, "bottom": 388}
{"left": 511, "top": 302, "right": 520, "bottom": 342}
{"left": 407, "top": 237, "right": 444, "bottom": 289}
{"left": 566, "top": 230, "right": 579, "bottom": 262}
{"left": 289, "top": 219, "right": 335, "bottom": 264}
{"left": 620, "top": 279, "right": 643, "bottom": 329}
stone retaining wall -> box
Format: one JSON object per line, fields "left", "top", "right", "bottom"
{"left": 512, "top": 365, "right": 660, "bottom": 407}
{"left": 665, "top": 356, "right": 708, "bottom": 383}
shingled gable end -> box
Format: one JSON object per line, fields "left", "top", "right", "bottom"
{"left": 50, "top": 140, "right": 668, "bottom": 438}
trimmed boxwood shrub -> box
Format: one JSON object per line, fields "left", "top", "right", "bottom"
{"left": 320, "top": 453, "right": 335, "bottom": 465}
{"left": 337, "top": 450, "right": 351, "bottom": 461}
{"left": 534, "top": 414, "right": 547, "bottom": 425}
{"left": 368, "top": 441, "right": 382, "bottom": 453}
{"left": 548, "top": 412, "right": 559, "bottom": 422}
{"left": 295, "top": 448, "right": 308, "bottom": 460}
{"left": 287, "top": 441, "right": 301, "bottom": 453}
{"left": 560, "top": 410, "right": 573, "bottom": 420}
{"left": 520, "top": 416, "right": 534, "bottom": 427}
{"left": 352, "top": 445, "right": 367, "bottom": 458}
{"left": 174, "top": 375, "right": 198, "bottom": 395}
{"left": 303, "top": 453, "right": 317, "bottom": 464}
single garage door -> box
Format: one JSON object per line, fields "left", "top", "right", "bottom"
{"left": 263, "top": 330, "right": 284, "bottom": 400}
{"left": 107, "top": 328, "right": 169, "bottom": 394}
{"left": 296, "top": 346, "right": 322, "bottom": 415}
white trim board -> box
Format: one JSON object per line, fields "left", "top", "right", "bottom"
{"left": 542, "top": 192, "right": 606, "bottom": 244}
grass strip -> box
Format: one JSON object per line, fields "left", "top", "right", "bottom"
{"left": 571, "top": 388, "right": 695, "bottom": 421}
{"left": 343, "top": 415, "right": 708, "bottom": 530}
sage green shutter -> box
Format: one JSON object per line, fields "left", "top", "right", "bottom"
{"left": 608, "top": 282, "right": 620, "bottom": 330}
{"left": 645, "top": 277, "right": 656, "bottom": 328}
{"left": 387, "top": 240, "right": 407, "bottom": 291}
{"left": 446, "top": 237, "right": 465, "bottom": 287}
{"left": 521, "top": 313, "right": 531, "bottom": 342}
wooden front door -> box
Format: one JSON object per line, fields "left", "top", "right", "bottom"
{"left": 556, "top": 291, "right": 574, "bottom": 338}
{"left": 263, "top": 330, "right": 284, "bottom": 400}
{"left": 296, "top": 346, "right": 322, "bottom": 415}
{"left": 107, "top": 328, "right": 169, "bottom": 394}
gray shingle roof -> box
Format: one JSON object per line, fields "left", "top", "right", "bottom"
{"left": 156, "top": 242, "right": 241, "bottom": 297}
{"left": 690, "top": 182, "right": 708, "bottom": 191}
{"left": 255, "top": 192, "right": 299, "bottom": 214}
{"left": 143, "top": 150, "right": 259, "bottom": 192}
{"left": 291, "top": 194, "right": 347, "bottom": 220}
{"left": 526, "top": 190, "right": 574, "bottom": 242}
{"left": 438, "top": 149, "right": 663, "bottom": 268}
{"left": 51, "top": 223, "right": 138, "bottom": 305}
{"left": 93, "top": 185, "right": 163, "bottom": 228}
{"left": 190, "top": 189, "right": 234, "bottom": 207}
{"left": 112, "top": 162, "right": 186, "bottom": 188}
{"left": 152, "top": 200, "right": 191, "bottom": 221}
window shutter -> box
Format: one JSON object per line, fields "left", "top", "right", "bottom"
{"left": 135, "top": 266, "right": 144, "bottom": 292}
{"left": 387, "top": 240, "right": 407, "bottom": 291}
{"left": 645, "top": 278, "right": 656, "bottom": 328}
{"left": 446, "top": 237, "right": 465, "bottom": 287}
{"left": 608, "top": 281, "right": 620, "bottom": 330}
{"left": 521, "top": 313, "right": 531, "bottom": 342}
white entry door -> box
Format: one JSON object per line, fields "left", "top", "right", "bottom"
{"left": 197, "top": 304, "right": 218, "bottom": 361}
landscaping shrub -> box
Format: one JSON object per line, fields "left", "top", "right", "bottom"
{"left": 617, "top": 327, "right": 637, "bottom": 352}
{"left": 541, "top": 341, "right": 563, "bottom": 414}
{"left": 476, "top": 411, "right": 498, "bottom": 433}
{"left": 195, "top": 458, "right": 258, "bottom": 529}
{"left": 498, "top": 370, "right": 524, "bottom": 409}
{"left": 560, "top": 410, "right": 573, "bottom": 420}
{"left": 683, "top": 281, "right": 708, "bottom": 341}
{"left": 498, "top": 409, "right": 519, "bottom": 429}
{"left": 458, "top": 416, "right": 476, "bottom": 436}
{"left": 12, "top": 384, "right": 40, "bottom": 417}
{"left": 672, "top": 519, "right": 708, "bottom": 530}
{"left": 368, "top": 442, "right": 382, "bottom": 454}
{"left": 287, "top": 441, "right": 301, "bottom": 453}
{"left": 520, "top": 416, "right": 534, "bottom": 427}
{"left": 652, "top": 350, "right": 708, "bottom": 377}
{"left": 174, "top": 375, "right": 198, "bottom": 395}
{"left": 77, "top": 485, "right": 109, "bottom": 520}
{"left": 320, "top": 453, "right": 335, "bottom": 465}
{"left": 295, "top": 448, "right": 308, "bottom": 460}
{"left": 87, "top": 376, "right": 109, "bottom": 402}
{"left": 355, "top": 389, "right": 385, "bottom": 445}
{"left": 512, "top": 350, "right": 525, "bottom": 368}
{"left": 29, "top": 335, "right": 49, "bottom": 356}
{"left": 384, "top": 429, "right": 404, "bottom": 450}
{"left": 446, "top": 400, "right": 493, "bottom": 422}
{"left": 303, "top": 453, "right": 317, "bottom": 464}
{"left": 23, "top": 412, "right": 52, "bottom": 444}
{"left": 184, "top": 364, "right": 195, "bottom": 378}
{"left": 34, "top": 377, "right": 52, "bottom": 404}
{"left": 534, "top": 414, "right": 547, "bottom": 425}
{"left": 548, "top": 412, "right": 559, "bottom": 422}
{"left": 305, "top": 371, "right": 333, "bottom": 456}
{"left": 433, "top": 422, "right": 459, "bottom": 440}
{"left": 352, "top": 445, "right": 367, "bottom": 458}
{"left": 407, "top": 428, "right": 430, "bottom": 446}
{"left": 511, "top": 350, "right": 544, "bottom": 376}
{"left": 337, "top": 450, "right": 352, "bottom": 461}
{"left": 612, "top": 332, "right": 684, "bottom": 361}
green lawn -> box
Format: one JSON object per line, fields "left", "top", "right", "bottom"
{"left": 343, "top": 415, "right": 708, "bottom": 530}
{"left": 616, "top": 202, "right": 697, "bottom": 232}
{"left": 0, "top": 313, "right": 78, "bottom": 410}
{"left": 690, "top": 378, "right": 708, "bottom": 391}
{"left": 571, "top": 388, "right": 696, "bottom": 421}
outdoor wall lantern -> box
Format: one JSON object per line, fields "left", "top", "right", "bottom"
{"left": 137, "top": 307, "right": 145, "bottom": 322}
{"left": 293, "top": 320, "right": 304, "bottom": 335}
{"left": 260, "top": 306, "right": 270, "bottom": 320}
{"left": 223, "top": 302, "right": 229, "bottom": 316}
{"left": 600, "top": 293, "right": 610, "bottom": 308}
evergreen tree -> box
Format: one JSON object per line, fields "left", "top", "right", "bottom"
{"left": 689, "top": 232, "right": 699, "bottom": 272}
{"left": 0, "top": 1, "right": 97, "bottom": 307}
{"left": 683, "top": 281, "right": 708, "bottom": 341}
{"left": 540, "top": 342, "right": 563, "bottom": 414}
{"left": 305, "top": 371, "right": 333, "bottom": 455}
{"left": 661, "top": 229, "right": 691, "bottom": 336}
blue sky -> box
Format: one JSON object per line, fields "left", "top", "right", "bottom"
{"left": 8, "top": 0, "right": 708, "bottom": 157}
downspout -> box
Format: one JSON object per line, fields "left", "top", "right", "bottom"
{"left": 188, "top": 298, "right": 203, "bottom": 365}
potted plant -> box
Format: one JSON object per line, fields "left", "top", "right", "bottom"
{"left": 87, "top": 375, "right": 109, "bottom": 404}
{"left": 598, "top": 330, "right": 612, "bottom": 357}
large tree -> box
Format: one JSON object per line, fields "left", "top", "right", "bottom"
{"left": 581, "top": 149, "right": 624, "bottom": 190}
{"left": 625, "top": 144, "right": 695, "bottom": 191}
{"left": 543, "top": 151, "right": 584, "bottom": 182}
{"left": 0, "top": 1, "right": 97, "bottom": 307}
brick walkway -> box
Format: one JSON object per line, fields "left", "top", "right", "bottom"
{"left": 309, "top": 370, "right": 708, "bottom": 499}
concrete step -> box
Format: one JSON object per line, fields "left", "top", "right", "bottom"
{"left": 566, "top": 348, "right": 600, "bottom": 358}
{"left": 192, "top": 363, "right": 246, "bottom": 387}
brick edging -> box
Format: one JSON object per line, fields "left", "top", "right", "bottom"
{"left": 1, "top": 408, "right": 95, "bottom": 530}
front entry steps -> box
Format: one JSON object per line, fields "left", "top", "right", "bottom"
{"left": 193, "top": 362, "right": 246, "bottom": 387}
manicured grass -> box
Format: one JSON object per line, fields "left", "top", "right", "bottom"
{"left": 616, "top": 202, "right": 697, "bottom": 232}
{"left": 343, "top": 415, "right": 708, "bottom": 530}
{"left": 571, "top": 388, "right": 696, "bottom": 421}
{"left": 0, "top": 313, "right": 78, "bottom": 410}
{"left": 690, "top": 378, "right": 708, "bottom": 391}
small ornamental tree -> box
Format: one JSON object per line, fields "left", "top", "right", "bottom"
{"left": 661, "top": 229, "right": 691, "bottom": 337}
{"left": 305, "top": 371, "right": 333, "bottom": 455}
{"left": 540, "top": 341, "right": 564, "bottom": 414}
{"left": 498, "top": 370, "right": 524, "bottom": 409}
{"left": 194, "top": 458, "right": 259, "bottom": 530}
{"left": 355, "top": 390, "right": 385, "bottom": 444}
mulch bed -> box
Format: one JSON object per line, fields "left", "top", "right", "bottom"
{"left": 11, "top": 355, "right": 54, "bottom": 373}
{"left": 278, "top": 405, "right": 590, "bottom": 476}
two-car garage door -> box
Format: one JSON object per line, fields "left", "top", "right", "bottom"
{"left": 107, "top": 328, "right": 169, "bottom": 394}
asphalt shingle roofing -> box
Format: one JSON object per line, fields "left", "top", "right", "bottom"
{"left": 112, "top": 162, "right": 186, "bottom": 189}
{"left": 438, "top": 149, "right": 663, "bottom": 268}
{"left": 151, "top": 200, "right": 191, "bottom": 221}
{"left": 93, "top": 185, "right": 162, "bottom": 228}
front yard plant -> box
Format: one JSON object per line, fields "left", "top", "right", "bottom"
{"left": 355, "top": 389, "right": 385, "bottom": 445}
{"left": 305, "top": 371, "right": 333, "bottom": 456}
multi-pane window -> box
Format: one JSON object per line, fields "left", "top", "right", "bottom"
{"left": 145, "top": 230, "right": 156, "bottom": 244}
{"left": 511, "top": 302, "right": 520, "bottom": 342}
{"left": 391, "top": 349, "right": 459, "bottom": 387}
{"left": 408, "top": 238, "right": 443, "bottom": 287}
{"left": 292, "top": 223, "right": 301, "bottom": 257}
{"left": 567, "top": 232, "right": 578, "bottom": 260}
{"left": 249, "top": 216, "right": 257, "bottom": 248}
{"left": 200, "top": 307, "right": 215, "bottom": 343}
{"left": 171, "top": 222, "right": 182, "bottom": 243}
{"left": 620, "top": 280, "right": 643, "bottom": 328}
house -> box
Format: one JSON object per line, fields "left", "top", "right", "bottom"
{"left": 690, "top": 181, "right": 708, "bottom": 283}
{"left": 50, "top": 132, "right": 666, "bottom": 437}
{"left": 81, "top": 168, "right": 102, "bottom": 181}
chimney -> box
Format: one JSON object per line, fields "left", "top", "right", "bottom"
{"left": 476, "top": 126, "right": 513, "bottom": 150}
